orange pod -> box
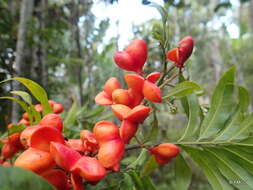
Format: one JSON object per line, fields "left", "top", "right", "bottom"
{"left": 178, "top": 36, "right": 194, "bottom": 65}
{"left": 120, "top": 120, "right": 138, "bottom": 144}
{"left": 113, "top": 51, "right": 135, "bottom": 72}
{"left": 14, "top": 147, "right": 55, "bottom": 174}
{"left": 7, "top": 133, "right": 23, "bottom": 149}
{"left": 20, "top": 125, "right": 40, "bottom": 148}
{"left": 71, "top": 173, "right": 84, "bottom": 190}
{"left": 95, "top": 91, "right": 113, "bottom": 105}
{"left": 98, "top": 139, "right": 125, "bottom": 169}
{"left": 22, "top": 112, "right": 29, "bottom": 120}
{"left": 93, "top": 121, "right": 119, "bottom": 144}
{"left": 166, "top": 48, "right": 179, "bottom": 64}
{"left": 125, "top": 105, "right": 151, "bottom": 123}
{"left": 66, "top": 139, "right": 85, "bottom": 153}
{"left": 150, "top": 143, "right": 180, "bottom": 161}
{"left": 125, "top": 39, "right": 148, "bottom": 73}
{"left": 30, "top": 126, "right": 65, "bottom": 152}
{"left": 18, "top": 118, "right": 30, "bottom": 126}
{"left": 103, "top": 77, "right": 121, "bottom": 97}
{"left": 1, "top": 143, "right": 19, "bottom": 159}
{"left": 153, "top": 155, "right": 171, "bottom": 165}
{"left": 146, "top": 72, "right": 161, "bottom": 83}
{"left": 41, "top": 169, "right": 70, "bottom": 190}
{"left": 80, "top": 130, "right": 98, "bottom": 153}
{"left": 2, "top": 161, "right": 11, "bottom": 167}
{"left": 128, "top": 88, "right": 144, "bottom": 108}
{"left": 50, "top": 142, "right": 81, "bottom": 171}
{"left": 111, "top": 104, "right": 131, "bottom": 121}
{"left": 40, "top": 113, "right": 63, "bottom": 132}
{"left": 71, "top": 156, "right": 106, "bottom": 182}
{"left": 143, "top": 80, "right": 162, "bottom": 103}
{"left": 112, "top": 89, "right": 131, "bottom": 106}
{"left": 34, "top": 104, "right": 43, "bottom": 112}
{"left": 53, "top": 103, "right": 64, "bottom": 114}
{"left": 124, "top": 74, "right": 145, "bottom": 93}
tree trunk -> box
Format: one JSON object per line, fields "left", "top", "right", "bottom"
{"left": 250, "top": 0, "right": 253, "bottom": 32}
{"left": 12, "top": 0, "right": 34, "bottom": 123}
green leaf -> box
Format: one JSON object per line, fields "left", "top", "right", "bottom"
{"left": 163, "top": 81, "right": 202, "bottom": 99}
{"left": 1, "top": 77, "right": 52, "bottom": 115}
{"left": 8, "top": 124, "right": 26, "bottom": 135}
{"left": 178, "top": 94, "right": 199, "bottom": 141}
{"left": 184, "top": 146, "right": 233, "bottom": 190}
{"left": 228, "top": 112, "right": 253, "bottom": 141}
{"left": 206, "top": 147, "right": 253, "bottom": 189}
{"left": 140, "top": 156, "right": 159, "bottom": 177}
{"left": 81, "top": 106, "right": 104, "bottom": 120}
{"left": 10, "top": 90, "right": 32, "bottom": 104}
{"left": 236, "top": 137, "right": 253, "bottom": 147}
{"left": 0, "top": 166, "right": 55, "bottom": 190}
{"left": 199, "top": 84, "right": 235, "bottom": 140}
{"left": 238, "top": 86, "right": 250, "bottom": 112}
{"left": 175, "top": 154, "right": 192, "bottom": 190}
{"left": 128, "top": 149, "right": 147, "bottom": 169}
{"left": 150, "top": 3, "right": 168, "bottom": 27}
{"left": 0, "top": 97, "right": 29, "bottom": 114}
{"left": 141, "top": 176, "right": 157, "bottom": 190}
{"left": 128, "top": 170, "right": 145, "bottom": 190}
{"left": 64, "top": 101, "right": 79, "bottom": 127}
{"left": 120, "top": 173, "right": 134, "bottom": 190}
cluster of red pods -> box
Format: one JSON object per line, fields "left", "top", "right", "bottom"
{"left": 0, "top": 36, "right": 194, "bottom": 190}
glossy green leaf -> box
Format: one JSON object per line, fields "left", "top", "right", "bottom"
{"left": 128, "top": 170, "right": 145, "bottom": 190}
{"left": 238, "top": 86, "right": 250, "bottom": 112}
{"left": 206, "top": 148, "right": 253, "bottom": 189}
{"left": 140, "top": 156, "right": 159, "bottom": 177}
{"left": 199, "top": 84, "right": 235, "bottom": 140}
{"left": 178, "top": 94, "right": 199, "bottom": 141}
{"left": 184, "top": 146, "right": 233, "bottom": 190}
{"left": 163, "top": 81, "right": 202, "bottom": 99}
{"left": 10, "top": 90, "right": 32, "bottom": 104}
{"left": 0, "top": 97, "right": 29, "bottom": 113}
{"left": 0, "top": 166, "right": 55, "bottom": 190}
{"left": 141, "top": 176, "right": 156, "bottom": 190}
{"left": 175, "top": 154, "right": 192, "bottom": 190}
{"left": 120, "top": 173, "right": 134, "bottom": 190}
{"left": 128, "top": 149, "right": 147, "bottom": 169}
{"left": 0, "top": 77, "right": 52, "bottom": 115}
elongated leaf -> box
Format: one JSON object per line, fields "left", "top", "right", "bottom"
{"left": 140, "top": 156, "right": 158, "bottom": 177}
{"left": 150, "top": 3, "right": 168, "bottom": 27}
{"left": 199, "top": 84, "right": 235, "bottom": 140}
{"left": 64, "top": 101, "right": 79, "bottom": 127}
{"left": 163, "top": 81, "right": 202, "bottom": 99}
{"left": 214, "top": 107, "right": 243, "bottom": 141}
{"left": 128, "top": 149, "right": 147, "bottom": 169}
{"left": 206, "top": 148, "right": 253, "bottom": 189}
{"left": 178, "top": 94, "right": 199, "bottom": 141}
{"left": 175, "top": 154, "right": 192, "bottom": 190}
{"left": 120, "top": 173, "right": 134, "bottom": 190}
{"left": 1, "top": 77, "right": 52, "bottom": 115}
{"left": 234, "top": 137, "right": 253, "bottom": 147}
{"left": 8, "top": 124, "right": 26, "bottom": 135}
{"left": 184, "top": 146, "right": 233, "bottom": 190}
{"left": 141, "top": 176, "right": 156, "bottom": 190}
{"left": 0, "top": 166, "right": 55, "bottom": 190}
{"left": 10, "top": 90, "right": 32, "bottom": 104}
{"left": 238, "top": 86, "right": 250, "bottom": 112}
{"left": 0, "top": 97, "right": 29, "bottom": 114}
{"left": 128, "top": 170, "right": 145, "bottom": 190}
{"left": 228, "top": 112, "right": 253, "bottom": 141}
{"left": 81, "top": 106, "right": 104, "bottom": 120}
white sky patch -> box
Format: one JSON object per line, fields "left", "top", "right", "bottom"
{"left": 92, "top": 0, "right": 163, "bottom": 49}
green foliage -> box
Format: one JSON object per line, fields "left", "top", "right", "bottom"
{"left": 0, "top": 166, "right": 55, "bottom": 190}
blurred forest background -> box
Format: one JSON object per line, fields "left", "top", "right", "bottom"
{"left": 1, "top": 0, "right": 253, "bottom": 189}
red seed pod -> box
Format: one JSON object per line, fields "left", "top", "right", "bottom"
{"left": 125, "top": 105, "right": 151, "bottom": 123}
{"left": 119, "top": 120, "right": 138, "bottom": 144}
{"left": 14, "top": 147, "right": 55, "bottom": 174}
{"left": 7, "top": 133, "right": 23, "bottom": 149}
{"left": 98, "top": 139, "right": 125, "bottom": 169}
{"left": 20, "top": 125, "right": 40, "bottom": 148}
{"left": 142, "top": 80, "right": 162, "bottom": 103}
{"left": 18, "top": 118, "right": 30, "bottom": 126}
{"left": 111, "top": 104, "right": 131, "bottom": 121}
{"left": 41, "top": 169, "right": 70, "bottom": 190}
{"left": 125, "top": 39, "right": 148, "bottom": 73}
{"left": 71, "top": 173, "right": 84, "bottom": 190}
{"left": 113, "top": 51, "right": 135, "bottom": 72}
{"left": 127, "top": 88, "right": 144, "bottom": 108}
{"left": 30, "top": 126, "right": 65, "bottom": 152}
{"left": 50, "top": 142, "right": 81, "bottom": 171}
{"left": 40, "top": 113, "right": 63, "bottom": 132}
{"left": 124, "top": 74, "right": 145, "bottom": 94}
{"left": 71, "top": 156, "right": 106, "bottom": 182}
{"left": 112, "top": 89, "right": 131, "bottom": 106}
{"left": 103, "top": 77, "right": 121, "bottom": 97}
{"left": 22, "top": 112, "right": 29, "bottom": 120}
{"left": 80, "top": 130, "right": 98, "bottom": 153}
{"left": 146, "top": 72, "right": 161, "bottom": 83}
{"left": 2, "top": 161, "right": 11, "bottom": 167}
{"left": 149, "top": 143, "right": 180, "bottom": 165}
{"left": 66, "top": 139, "right": 85, "bottom": 153}
{"left": 93, "top": 121, "right": 120, "bottom": 144}
{"left": 34, "top": 104, "right": 43, "bottom": 112}
{"left": 1, "top": 143, "right": 19, "bottom": 159}
{"left": 53, "top": 103, "right": 64, "bottom": 114}
{"left": 95, "top": 91, "right": 113, "bottom": 105}
{"left": 166, "top": 36, "right": 194, "bottom": 68}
